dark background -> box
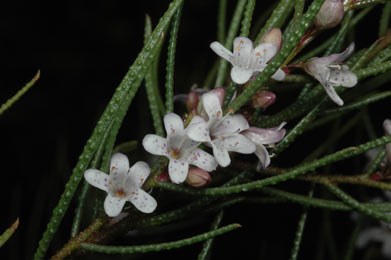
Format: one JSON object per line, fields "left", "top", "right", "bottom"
{"left": 1, "top": 0, "right": 389, "bottom": 259}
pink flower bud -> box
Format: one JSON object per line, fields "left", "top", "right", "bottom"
{"left": 186, "top": 90, "right": 199, "bottom": 113}
{"left": 259, "top": 28, "right": 282, "bottom": 50}
{"left": 208, "top": 87, "right": 226, "bottom": 107}
{"left": 251, "top": 90, "right": 276, "bottom": 108}
{"left": 314, "top": 0, "right": 344, "bottom": 30}
{"left": 185, "top": 167, "right": 211, "bottom": 187}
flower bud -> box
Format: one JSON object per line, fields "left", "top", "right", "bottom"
{"left": 186, "top": 90, "right": 199, "bottom": 113}
{"left": 185, "top": 167, "right": 211, "bottom": 187}
{"left": 259, "top": 28, "right": 282, "bottom": 50}
{"left": 384, "top": 119, "right": 391, "bottom": 162}
{"left": 251, "top": 90, "right": 276, "bottom": 108}
{"left": 314, "top": 0, "right": 344, "bottom": 30}
{"left": 209, "top": 87, "right": 226, "bottom": 107}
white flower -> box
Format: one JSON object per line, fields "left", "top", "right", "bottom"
{"left": 84, "top": 153, "right": 157, "bottom": 217}
{"left": 356, "top": 190, "right": 391, "bottom": 258}
{"left": 356, "top": 224, "right": 391, "bottom": 258}
{"left": 186, "top": 91, "right": 256, "bottom": 167}
{"left": 242, "top": 122, "right": 286, "bottom": 170}
{"left": 143, "top": 113, "right": 217, "bottom": 184}
{"left": 210, "top": 36, "right": 285, "bottom": 84}
{"left": 304, "top": 43, "right": 358, "bottom": 106}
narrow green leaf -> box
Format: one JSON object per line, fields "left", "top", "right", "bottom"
{"left": 33, "top": 1, "right": 184, "bottom": 258}
{"left": 379, "top": 0, "right": 391, "bottom": 37}
{"left": 0, "top": 71, "right": 40, "bottom": 116}
{"left": 81, "top": 223, "right": 241, "bottom": 254}
{"left": 255, "top": 0, "right": 295, "bottom": 43}
{"left": 197, "top": 211, "right": 224, "bottom": 260}
{"left": 217, "top": 0, "right": 228, "bottom": 43}
{"left": 144, "top": 15, "right": 165, "bottom": 136}
{"left": 240, "top": 0, "right": 256, "bottom": 37}
{"left": 0, "top": 218, "right": 19, "bottom": 248}
{"left": 165, "top": 3, "right": 183, "bottom": 113}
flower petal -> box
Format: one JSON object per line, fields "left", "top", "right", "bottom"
{"left": 356, "top": 227, "right": 389, "bottom": 248}
{"left": 271, "top": 68, "right": 286, "bottom": 81}
{"left": 212, "top": 144, "right": 231, "bottom": 167}
{"left": 202, "top": 91, "right": 223, "bottom": 122}
{"left": 104, "top": 194, "right": 126, "bottom": 217}
{"left": 242, "top": 126, "right": 286, "bottom": 145}
{"left": 186, "top": 116, "right": 211, "bottom": 142}
{"left": 212, "top": 114, "right": 250, "bottom": 137}
{"left": 84, "top": 169, "right": 109, "bottom": 192}
{"left": 253, "top": 43, "right": 277, "bottom": 67}
{"left": 210, "top": 41, "right": 234, "bottom": 64}
{"left": 142, "top": 134, "right": 168, "bottom": 156}
{"left": 254, "top": 144, "right": 270, "bottom": 169}
{"left": 230, "top": 66, "right": 253, "bottom": 84}
{"left": 110, "top": 153, "right": 130, "bottom": 176}
{"left": 164, "top": 113, "right": 184, "bottom": 136}
{"left": 128, "top": 189, "right": 157, "bottom": 213}
{"left": 128, "top": 161, "right": 150, "bottom": 188}
{"left": 184, "top": 148, "right": 218, "bottom": 172}
{"left": 168, "top": 159, "right": 189, "bottom": 184}
{"left": 332, "top": 42, "right": 355, "bottom": 63}
{"left": 233, "top": 37, "right": 253, "bottom": 68}
{"left": 329, "top": 69, "right": 357, "bottom": 88}
{"left": 214, "top": 134, "right": 256, "bottom": 154}
{"left": 323, "top": 84, "right": 344, "bottom": 106}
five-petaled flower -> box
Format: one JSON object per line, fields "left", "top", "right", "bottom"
{"left": 210, "top": 36, "right": 285, "bottom": 84}
{"left": 143, "top": 113, "right": 217, "bottom": 184}
{"left": 242, "top": 122, "right": 286, "bottom": 170}
{"left": 304, "top": 43, "right": 358, "bottom": 106}
{"left": 84, "top": 153, "right": 157, "bottom": 217}
{"left": 187, "top": 91, "right": 256, "bottom": 167}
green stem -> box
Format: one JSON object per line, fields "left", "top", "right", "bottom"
{"left": 0, "top": 71, "right": 40, "bottom": 116}
{"left": 51, "top": 218, "right": 108, "bottom": 260}
{"left": 165, "top": 3, "right": 184, "bottom": 113}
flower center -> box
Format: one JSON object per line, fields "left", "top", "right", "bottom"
{"left": 114, "top": 188, "right": 127, "bottom": 198}
{"left": 169, "top": 148, "right": 181, "bottom": 159}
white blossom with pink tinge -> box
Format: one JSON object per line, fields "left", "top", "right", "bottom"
{"left": 84, "top": 153, "right": 157, "bottom": 217}
{"left": 304, "top": 43, "right": 357, "bottom": 106}
{"left": 187, "top": 91, "right": 256, "bottom": 167}
{"left": 210, "top": 36, "right": 285, "bottom": 84}
{"left": 242, "top": 122, "right": 286, "bottom": 169}
{"left": 143, "top": 113, "right": 217, "bottom": 184}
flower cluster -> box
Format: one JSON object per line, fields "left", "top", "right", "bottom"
{"left": 82, "top": 28, "right": 361, "bottom": 218}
